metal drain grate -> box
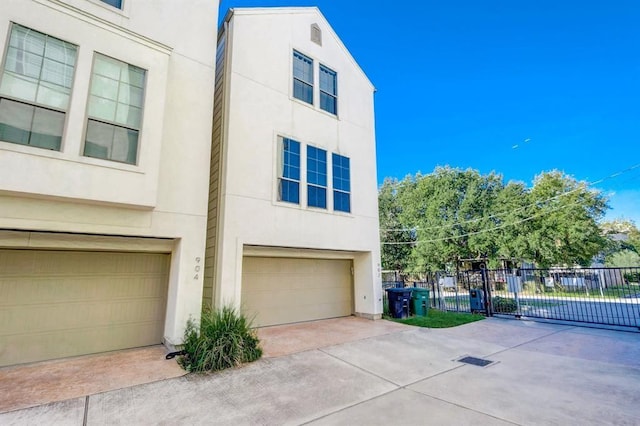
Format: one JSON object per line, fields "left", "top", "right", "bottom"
{"left": 458, "top": 356, "right": 494, "bottom": 367}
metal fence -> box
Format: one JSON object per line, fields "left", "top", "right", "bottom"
{"left": 382, "top": 267, "right": 640, "bottom": 329}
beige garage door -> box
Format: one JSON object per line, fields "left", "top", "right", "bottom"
{"left": 241, "top": 257, "right": 353, "bottom": 327}
{"left": 0, "top": 249, "right": 170, "bottom": 367}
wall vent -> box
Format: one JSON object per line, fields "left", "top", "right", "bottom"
{"left": 311, "top": 23, "right": 322, "bottom": 46}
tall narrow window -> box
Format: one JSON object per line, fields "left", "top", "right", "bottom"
{"left": 332, "top": 153, "right": 350, "bottom": 213}
{"left": 307, "top": 145, "right": 327, "bottom": 209}
{"left": 293, "top": 51, "right": 313, "bottom": 104}
{"left": 319, "top": 65, "right": 337, "bottom": 115}
{"left": 278, "top": 137, "right": 300, "bottom": 204}
{"left": 0, "top": 24, "right": 77, "bottom": 151}
{"left": 84, "top": 54, "right": 146, "bottom": 165}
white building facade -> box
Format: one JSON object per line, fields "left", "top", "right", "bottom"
{"left": 205, "top": 8, "right": 383, "bottom": 326}
{"left": 0, "top": 0, "right": 219, "bottom": 366}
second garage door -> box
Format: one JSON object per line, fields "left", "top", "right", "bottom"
{"left": 0, "top": 249, "right": 170, "bottom": 367}
{"left": 241, "top": 257, "right": 353, "bottom": 327}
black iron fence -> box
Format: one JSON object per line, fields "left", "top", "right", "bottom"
{"left": 382, "top": 267, "right": 640, "bottom": 329}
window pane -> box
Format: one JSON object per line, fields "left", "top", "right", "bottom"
{"left": 0, "top": 72, "right": 38, "bottom": 103}
{"left": 308, "top": 185, "right": 326, "bottom": 209}
{"left": 112, "top": 126, "right": 138, "bottom": 164}
{"left": 279, "top": 179, "right": 299, "bottom": 204}
{"left": 87, "top": 95, "right": 117, "bottom": 122}
{"left": 293, "top": 80, "right": 313, "bottom": 104}
{"left": 29, "top": 107, "right": 64, "bottom": 150}
{"left": 88, "top": 54, "right": 146, "bottom": 130}
{"left": 1, "top": 25, "right": 77, "bottom": 110}
{"left": 84, "top": 119, "right": 114, "bottom": 160}
{"left": 84, "top": 120, "right": 138, "bottom": 164}
{"left": 320, "top": 93, "right": 337, "bottom": 115}
{"left": 334, "top": 191, "right": 351, "bottom": 213}
{"left": 319, "top": 65, "right": 336, "bottom": 95}
{"left": 0, "top": 98, "right": 33, "bottom": 145}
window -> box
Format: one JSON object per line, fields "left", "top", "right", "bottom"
{"left": 293, "top": 51, "right": 313, "bottom": 104}
{"left": 319, "top": 65, "right": 337, "bottom": 115}
{"left": 278, "top": 137, "right": 300, "bottom": 204}
{"left": 307, "top": 146, "right": 327, "bottom": 209}
{"left": 332, "top": 153, "right": 350, "bottom": 213}
{"left": 84, "top": 54, "right": 145, "bottom": 164}
{"left": 0, "top": 24, "right": 77, "bottom": 151}
{"left": 99, "top": 0, "right": 123, "bottom": 8}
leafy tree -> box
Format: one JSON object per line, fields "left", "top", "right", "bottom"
{"left": 397, "top": 167, "right": 503, "bottom": 271}
{"left": 601, "top": 219, "right": 640, "bottom": 254}
{"left": 523, "top": 171, "right": 608, "bottom": 267}
{"left": 605, "top": 250, "right": 640, "bottom": 267}
{"left": 378, "top": 178, "right": 414, "bottom": 271}
{"left": 378, "top": 168, "right": 610, "bottom": 271}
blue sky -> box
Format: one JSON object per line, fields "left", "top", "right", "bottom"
{"left": 219, "top": 0, "right": 640, "bottom": 224}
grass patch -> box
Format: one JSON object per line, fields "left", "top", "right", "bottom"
{"left": 178, "top": 305, "right": 262, "bottom": 373}
{"left": 391, "top": 309, "right": 485, "bottom": 328}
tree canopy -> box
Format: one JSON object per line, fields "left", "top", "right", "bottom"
{"left": 379, "top": 167, "right": 609, "bottom": 272}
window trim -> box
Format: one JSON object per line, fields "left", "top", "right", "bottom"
{"left": 292, "top": 50, "right": 313, "bottom": 105}
{"left": 306, "top": 145, "right": 327, "bottom": 209}
{"left": 277, "top": 136, "right": 301, "bottom": 205}
{"left": 82, "top": 53, "right": 147, "bottom": 165}
{"left": 0, "top": 23, "right": 78, "bottom": 152}
{"left": 332, "top": 153, "right": 351, "bottom": 213}
{"left": 319, "top": 64, "right": 337, "bottom": 115}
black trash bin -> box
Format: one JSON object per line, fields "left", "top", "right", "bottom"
{"left": 385, "top": 288, "right": 413, "bottom": 319}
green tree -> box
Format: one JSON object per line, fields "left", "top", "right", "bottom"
{"left": 527, "top": 171, "right": 608, "bottom": 267}
{"left": 398, "top": 167, "right": 503, "bottom": 271}
{"left": 605, "top": 250, "right": 640, "bottom": 267}
{"left": 378, "top": 178, "right": 414, "bottom": 271}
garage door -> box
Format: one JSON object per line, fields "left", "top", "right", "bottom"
{"left": 241, "top": 257, "right": 353, "bottom": 327}
{"left": 0, "top": 249, "right": 170, "bottom": 367}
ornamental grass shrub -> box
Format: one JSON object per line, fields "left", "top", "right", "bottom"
{"left": 178, "top": 306, "right": 262, "bottom": 373}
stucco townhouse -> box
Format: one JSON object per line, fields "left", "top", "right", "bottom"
{"left": 0, "top": 1, "right": 381, "bottom": 367}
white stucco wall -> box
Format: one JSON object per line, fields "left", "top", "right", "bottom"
{"left": 214, "top": 8, "right": 383, "bottom": 317}
{"left": 0, "top": 0, "right": 219, "bottom": 344}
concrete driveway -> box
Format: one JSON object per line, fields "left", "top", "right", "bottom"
{"left": 2, "top": 317, "right": 639, "bottom": 425}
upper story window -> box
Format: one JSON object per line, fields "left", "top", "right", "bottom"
{"left": 99, "top": 0, "right": 123, "bottom": 9}
{"left": 307, "top": 145, "right": 327, "bottom": 209}
{"left": 278, "top": 137, "right": 300, "bottom": 204}
{"left": 0, "top": 24, "right": 77, "bottom": 151}
{"left": 332, "top": 153, "right": 351, "bottom": 213}
{"left": 293, "top": 51, "right": 313, "bottom": 105}
{"left": 319, "top": 65, "right": 337, "bottom": 115}
{"left": 84, "top": 54, "right": 146, "bottom": 165}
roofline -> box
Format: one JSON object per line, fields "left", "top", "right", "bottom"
{"left": 219, "top": 7, "right": 375, "bottom": 91}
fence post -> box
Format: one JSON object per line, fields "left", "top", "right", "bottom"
{"left": 481, "top": 265, "right": 493, "bottom": 317}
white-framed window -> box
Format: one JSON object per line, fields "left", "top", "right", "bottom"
{"left": 307, "top": 145, "right": 327, "bottom": 209}
{"left": 319, "top": 64, "right": 337, "bottom": 115}
{"left": 278, "top": 137, "right": 301, "bottom": 204}
{"left": 293, "top": 50, "right": 313, "bottom": 105}
{"left": 332, "top": 153, "right": 351, "bottom": 213}
{"left": 83, "top": 54, "right": 146, "bottom": 165}
{"left": 0, "top": 24, "right": 77, "bottom": 151}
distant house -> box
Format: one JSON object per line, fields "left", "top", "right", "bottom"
{"left": 0, "top": 0, "right": 219, "bottom": 366}
{"left": 204, "top": 7, "right": 382, "bottom": 326}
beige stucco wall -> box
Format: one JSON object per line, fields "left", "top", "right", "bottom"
{"left": 0, "top": 0, "right": 219, "bottom": 344}
{"left": 211, "top": 8, "right": 383, "bottom": 318}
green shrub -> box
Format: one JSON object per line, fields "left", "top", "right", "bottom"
{"left": 178, "top": 306, "right": 262, "bottom": 373}
{"left": 492, "top": 296, "right": 517, "bottom": 313}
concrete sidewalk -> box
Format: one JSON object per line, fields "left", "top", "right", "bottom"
{"left": 2, "top": 318, "right": 639, "bottom": 425}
